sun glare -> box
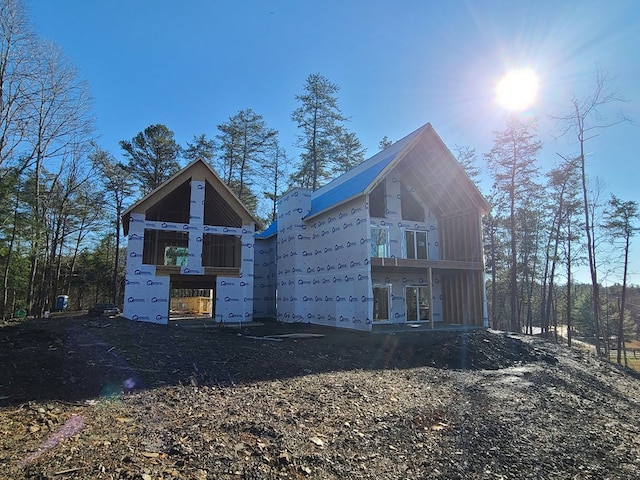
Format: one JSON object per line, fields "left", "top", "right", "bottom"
{"left": 495, "top": 68, "right": 539, "bottom": 111}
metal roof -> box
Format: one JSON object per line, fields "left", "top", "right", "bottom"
{"left": 306, "top": 153, "right": 395, "bottom": 219}
{"left": 304, "top": 123, "right": 427, "bottom": 220}
{"left": 262, "top": 122, "right": 490, "bottom": 235}
{"left": 255, "top": 220, "right": 278, "bottom": 239}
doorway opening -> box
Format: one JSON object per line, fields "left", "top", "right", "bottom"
{"left": 372, "top": 285, "right": 391, "bottom": 322}
{"left": 405, "top": 286, "right": 430, "bottom": 322}
{"left": 169, "top": 274, "right": 217, "bottom": 320}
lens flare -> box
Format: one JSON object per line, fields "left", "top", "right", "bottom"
{"left": 20, "top": 415, "right": 85, "bottom": 467}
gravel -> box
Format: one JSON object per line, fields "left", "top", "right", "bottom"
{"left": 1, "top": 316, "right": 639, "bottom": 479}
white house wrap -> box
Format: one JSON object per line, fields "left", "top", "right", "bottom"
{"left": 123, "top": 123, "right": 490, "bottom": 331}
{"left": 122, "top": 159, "right": 259, "bottom": 325}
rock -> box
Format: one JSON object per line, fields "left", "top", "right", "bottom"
{"left": 278, "top": 452, "right": 291, "bottom": 465}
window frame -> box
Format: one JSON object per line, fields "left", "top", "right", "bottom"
{"left": 405, "top": 285, "right": 430, "bottom": 322}
{"left": 403, "top": 229, "right": 428, "bottom": 260}
{"left": 370, "top": 226, "right": 390, "bottom": 258}
{"left": 369, "top": 181, "right": 387, "bottom": 218}
{"left": 372, "top": 284, "right": 391, "bottom": 323}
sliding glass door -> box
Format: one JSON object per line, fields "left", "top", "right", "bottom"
{"left": 405, "top": 286, "right": 430, "bottom": 322}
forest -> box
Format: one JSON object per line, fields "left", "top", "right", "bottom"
{"left": 0, "top": 0, "right": 638, "bottom": 365}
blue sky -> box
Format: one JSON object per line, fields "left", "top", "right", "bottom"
{"left": 27, "top": 0, "right": 640, "bottom": 284}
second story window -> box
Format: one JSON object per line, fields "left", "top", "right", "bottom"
{"left": 369, "top": 182, "right": 386, "bottom": 218}
{"left": 404, "top": 230, "right": 428, "bottom": 260}
{"left": 202, "top": 234, "right": 241, "bottom": 268}
{"left": 143, "top": 230, "right": 188, "bottom": 265}
{"left": 370, "top": 227, "right": 389, "bottom": 257}
{"left": 401, "top": 183, "right": 425, "bottom": 222}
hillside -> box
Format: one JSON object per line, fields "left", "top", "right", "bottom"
{"left": 1, "top": 317, "right": 639, "bottom": 479}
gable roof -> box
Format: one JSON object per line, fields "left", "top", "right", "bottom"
{"left": 122, "top": 158, "right": 260, "bottom": 235}
{"left": 305, "top": 122, "right": 490, "bottom": 220}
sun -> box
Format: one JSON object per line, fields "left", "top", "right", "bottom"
{"left": 495, "top": 68, "right": 539, "bottom": 111}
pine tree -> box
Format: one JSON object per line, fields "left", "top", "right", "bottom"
{"left": 120, "top": 124, "right": 182, "bottom": 194}
{"left": 602, "top": 195, "right": 639, "bottom": 364}
{"left": 331, "top": 127, "right": 366, "bottom": 175}
{"left": 184, "top": 133, "right": 216, "bottom": 163}
{"left": 485, "top": 116, "right": 541, "bottom": 332}
{"left": 216, "top": 109, "right": 277, "bottom": 215}
{"left": 378, "top": 136, "right": 393, "bottom": 150}
{"left": 291, "top": 73, "right": 347, "bottom": 190}
{"left": 260, "top": 138, "right": 289, "bottom": 223}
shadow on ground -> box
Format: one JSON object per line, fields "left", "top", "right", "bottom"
{"left": 0, "top": 316, "right": 554, "bottom": 406}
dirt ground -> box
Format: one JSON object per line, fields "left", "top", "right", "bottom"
{"left": 1, "top": 315, "right": 639, "bottom": 479}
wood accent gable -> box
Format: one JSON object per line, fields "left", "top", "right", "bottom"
{"left": 122, "top": 159, "right": 259, "bottom": 235}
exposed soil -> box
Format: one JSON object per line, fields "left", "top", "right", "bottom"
{"left": 1, "top": 316, "right": 639, "bottom": 479}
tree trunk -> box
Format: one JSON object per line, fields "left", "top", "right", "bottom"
{"left": 489, "top": 219, "right": 498, "bottom": 330}
{"left": 578, "top": 121, "right": 602, "bottom": 355}
{"left": 618, "top": 234, "right": 630, "bottom": 364}
{"left": 566, "top": 227, "right": 572, "bottom": 348}
{"left": 112, "top": 203, "right": 122, "bottom": 304}
{"left": 1, "top": 183, "right": 20, "bottom": 320}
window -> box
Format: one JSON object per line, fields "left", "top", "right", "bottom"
{"left": 406, "top": 286, "right": 430, "bottom": 322}
{"left": 142, "top": 230, "right": 189, "bottom": 265}
{"left": 202, "top": 234, "right": 241, "bottom": 268}
{"left": 404, "top": 230, "right": 428, "bottom": 259}
{"left": 373, "top": 286, "right": 390, "bottom": 322}
{"left": 400, "top": 183, "right": 425, "bottom": 222}
{"left": 370, "top": 227, "right": 389, "bottom": 258}
{"left": 369, "top": 182, "right": 386, "bottom": 218}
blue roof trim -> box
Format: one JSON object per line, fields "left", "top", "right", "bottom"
{"left": 306, "top": 153, "right": 396, "bottom": 219}
{"left": 255, "top": 220, "right": 277, "bottom": 239}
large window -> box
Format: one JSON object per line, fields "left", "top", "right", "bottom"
{"left": 143, "top": 230, "right": 189, "bottom": 265}
{"left": 372, "top": 285, "right": 390, "bottom": 322}
{"left": 406, "top": 286, "right": 430, "bottom": 322}
{"left": 202, "top": 234, "right": 241, "bottom": 268}
{"left": 404, "top": 230, "right": 428, "bottom": 260}
{"left": 370, "top": 227, "right": 389, "bottom": 258}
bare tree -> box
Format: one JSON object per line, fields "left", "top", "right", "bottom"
{"left": 554, "top": 68, "right": 628, "bottom": 355}
{"left": 0, "top": 0, "right": 35, "bottom": 186}
{"left": 22, "top": 41, "right": 94, "bottom": 315}
{"left": 90, "top": 145, "right": 134, "bottom": 304}
{"left": 40, "top": 146, "right": 97, "bottom": 312}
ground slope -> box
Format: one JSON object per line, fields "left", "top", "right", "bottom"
{"left": 1, "top": 317, "right": 639, "bottom": 479}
